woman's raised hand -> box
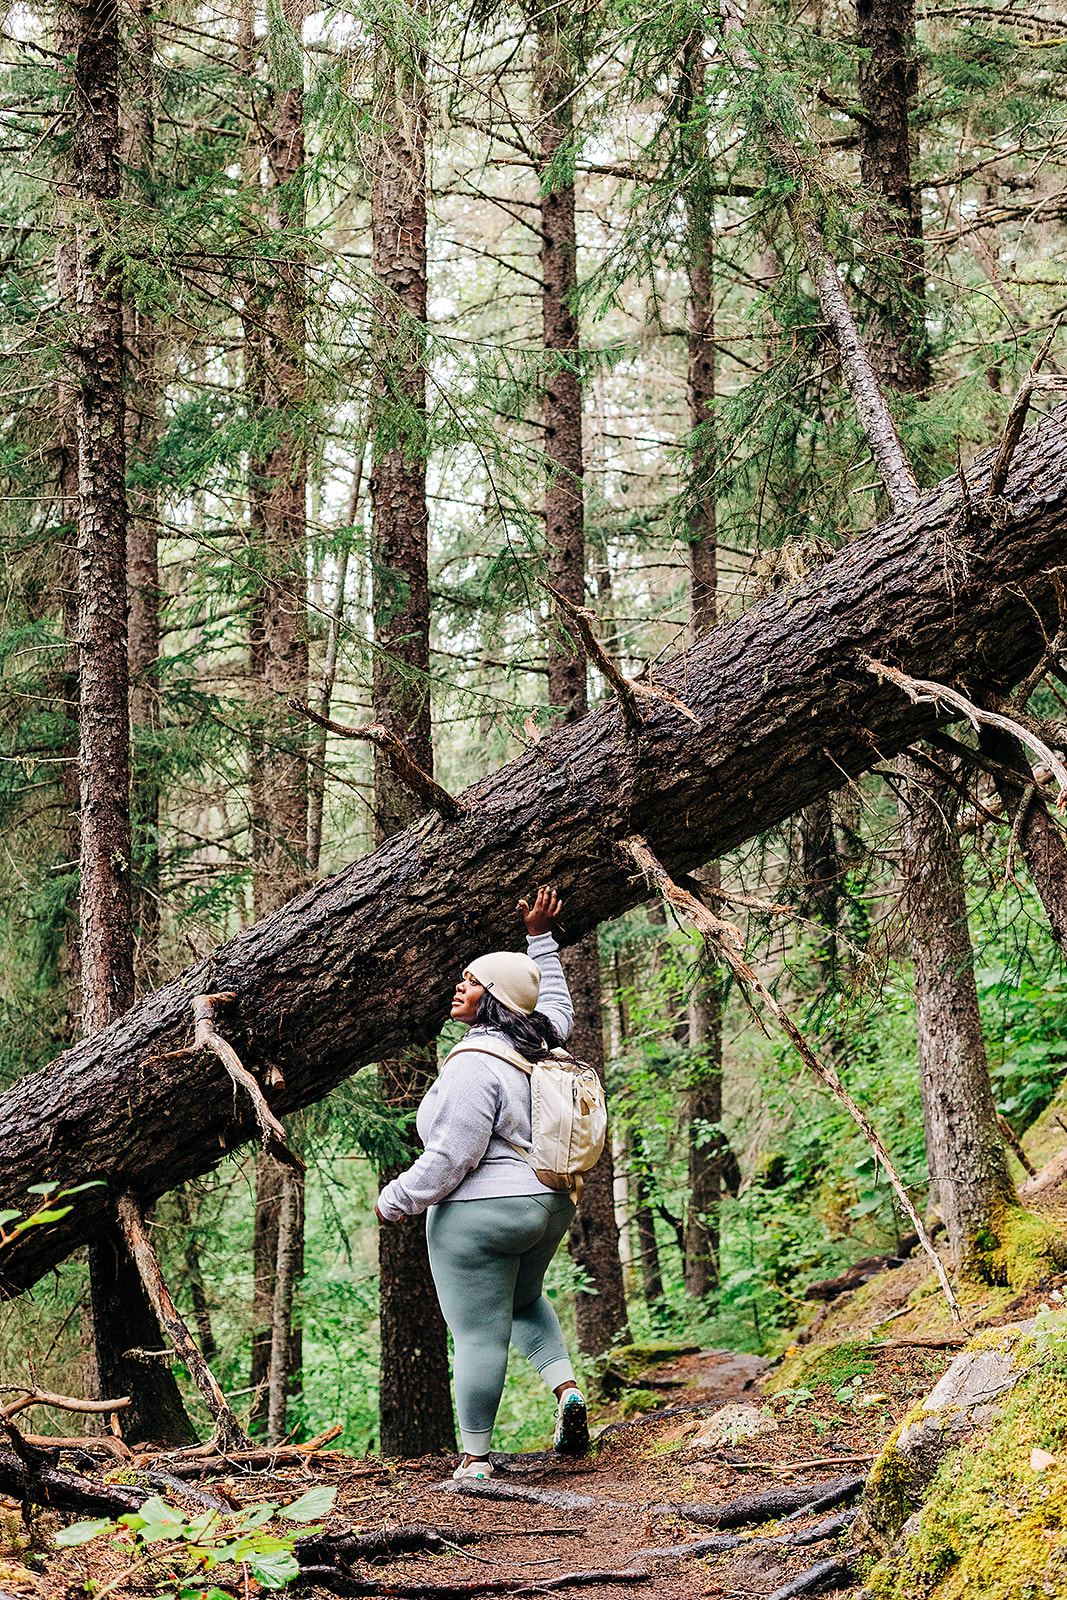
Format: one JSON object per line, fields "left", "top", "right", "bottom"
{"left": 518, "top": 884, "right": 562, "bottom": 936}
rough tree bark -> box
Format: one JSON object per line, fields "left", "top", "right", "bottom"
{"left": 246, "top": 0, "right": 310, "bottom": 1440}
{"left": 536, "top": 9, "right": 630, "bottom": 1355}
{"left": 370, "top": 9, "right": 455, "bottom": 1457}
{"left": 2, "top": 407, "right": 1067, "bottom": 1293}
{"left": 856, "top": 0, "right": 929, "bottom": 395}
{"left": 853, "top": 0, "right": 1020, "bottom": 1268}
{"left": 896, "top": 758, "right": 1018, "bottom": 1269}
{"left": 72, "top": 0, "right": 133, "bottom": 1034}
{"left": 122, "top": 0, "right": 162, "bottom": 992}
{"left": 681, "top": 32, "right": 725, "bottom": 1300}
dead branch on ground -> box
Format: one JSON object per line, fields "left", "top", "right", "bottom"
{"left": 0, "top": 1389, "right": 130, "bottom": 1422}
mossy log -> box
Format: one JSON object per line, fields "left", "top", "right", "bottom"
{"left": 3, "top": 407, "right": 1067, "bottom": 1292}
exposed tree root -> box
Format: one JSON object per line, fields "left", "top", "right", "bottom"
{"left": 650, "top": 1474, "right": 867, "bottom": 1528}
{"left": 294, "top": 1569, "right": 651, "bottom": 1596}
{"left": 296, "top": 1524, "right": 480, "bottom": 1564}
{"left": 767, "top": 1555, "right": 858, "bottom": 1600}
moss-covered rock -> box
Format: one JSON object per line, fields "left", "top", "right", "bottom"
{"left": 862, "top": 1310, "right": 1067, "bottom": 1598}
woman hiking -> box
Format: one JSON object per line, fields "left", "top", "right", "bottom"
{"left": 375, "top": 885, "right": 589, "bottom": 1478}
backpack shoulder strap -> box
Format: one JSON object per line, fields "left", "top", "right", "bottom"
{"left": 443, "top": 1040, "right": 533, "bottom": 1076}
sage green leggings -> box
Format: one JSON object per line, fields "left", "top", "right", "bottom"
{"left": 425, "top": 1192, "right": 577, "bottom": 1455}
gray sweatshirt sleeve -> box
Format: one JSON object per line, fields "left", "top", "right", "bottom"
{"left": 376, "top": 1057, "right": 501, "bottom": 1221}
{"left": 527, "top": 932, "right": 573, "bottom": 1042}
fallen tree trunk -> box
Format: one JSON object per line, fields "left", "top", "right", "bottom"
{"left": 3, "top": 407, "right": 1067, "bottom": 1291}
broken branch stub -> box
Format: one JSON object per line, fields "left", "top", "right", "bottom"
{"left": 619, "top": 836, "right": 963, "bottom": 1325}
{"left": 289, "top": 700, "right": 463, "bottom": 821}
{"left": 545, "top": 585, "right": 700, "bottom": 732}
{"left": 191, "top": 994, "right": 305, "bottom": 1174}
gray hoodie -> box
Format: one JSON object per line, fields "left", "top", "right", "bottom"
{"left": 376, "top": 933, "right": 574, "bottom": 1220}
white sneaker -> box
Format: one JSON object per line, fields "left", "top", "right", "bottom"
{"left": 453, "top": 1458, "right": 494, "bottom": 1479}
{"left": 554, "top": 1389, "right": 589, "bottom": 1455}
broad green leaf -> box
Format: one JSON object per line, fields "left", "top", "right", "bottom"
{"left": 25, "top": 1182, "right": 60, "bottom": 1195}
{"left": 0, "top": 1210, "right": 21, "bottom": 1226}
{"left": 281, "top": 1485, "right": 336, "bottom": 1521}
{"left": 55, "top": 1520, "right": 114, "bottom": 1546}
{"left": 249, "top": 1551, "right": 301, "bottom": 1589}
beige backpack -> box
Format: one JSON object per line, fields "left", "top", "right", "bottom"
{"left": 443, "top": 1040, "right": 608, "bottom": 1198}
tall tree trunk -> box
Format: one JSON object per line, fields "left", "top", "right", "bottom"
{"left": 267, "top": 1169, "right": 298, "bottom": 1444}
{"left": 122, "top": 0, "right": 162, "bottom": 992}
{"left": 70, "top": 0, "right": 193, "bottom": 1440}
{"left": 72, "top": 0, "right": 133, "bottom": 1035}
{"left": 680, "top": 32, "right": 726, "bottom": 1302}
{"left": 856, "top": 0, "right": 929, "bottom": 395}
{"left": 245, "top": 0, "right": 309, "bottom": 1433}
{"left": 853, "top": 0, "right": 1018, "bottom": 1268}
{"left": 1, "top": 411, "right": 1065, "bottom": 1294}
{"left": 88, "top": 1219, "right": 198, "bottom": 1447}
{"left": 370, "top": 9, "right": 455, "bottom": 1458}
{"left": 54, "top": 5, "right": 81, "bottom": 1041}
{"left": 896, "top": 756, "right": 1018, "bottom": 1270}
{"left": 536, "top": 11, "right": 629, "bottom": 1357}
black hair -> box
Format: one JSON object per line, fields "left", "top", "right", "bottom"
{"left": 472, "top": 990, "right": 562, "bottom": 1062}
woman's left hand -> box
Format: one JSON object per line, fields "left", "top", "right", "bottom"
{"left": 519, "top": 884, "right": 562, "bottom": 936}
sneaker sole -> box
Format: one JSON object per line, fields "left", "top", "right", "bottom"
{"left": 554, "top": 1396, "right": 589, "bottom": 1456}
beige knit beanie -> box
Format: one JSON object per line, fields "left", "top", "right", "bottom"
{"left": 465, "top": 951, "right": 541, "bottom": 1016}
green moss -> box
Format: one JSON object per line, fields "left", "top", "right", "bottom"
{"left": 866, "top": 1362, "right": 1067, "bottom": 1599}
{"left": 763, "top": 1338, "right": 876, "bottom": 1397}
{"left": 964, "top": 1204, "right": 1067, "bottom": 1289}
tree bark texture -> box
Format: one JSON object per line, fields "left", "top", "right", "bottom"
{"left": 536, "top": 14, "right": 629, "bottom": 1355}
{"left": 685, "top": 917, "right": 724, "bottom": 1300}
{"left": 53, "top": 3, "right": 82, "bottom": 1037}
{"left": 682, "top": 35, "right": 717, "bottom": 642}
{"left": 249, "top": 1150, "right": 283, "bottom": 1430}
{"left": 856, "top": 0, "right": 929, "bottom": 394}
{"left": 370, "top": 23, "right": 456, "bottom": 1458}
{"left": 979, "top": 724, "right": 1067, "bottom": 956}
{"left": 72, "top": 0, "right": 134, "bottom": 1034}
{"left": 267, "top": 1168, "right": 298, "bottom": 1444}
{"left": 87, "top": 1219, "right": 197, "bottom": 1446}
{"left": 2, "top": 408, "right": 1067, "bottom": 1290}
{"left": 896, "top": 755, "right": 1018, "bottom": 1269}
{"left": 122, "top": 0, "right": 162, "bottom": 990}
{"left": 253, "top": 0, "right": 309, "bottom": 920}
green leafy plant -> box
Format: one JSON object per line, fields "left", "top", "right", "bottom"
{"left": 55, "top": 1485, "right": 336, "bottom": 1594}
{"left": 0, "top": 1182, "right": 104, "bottom": 1246}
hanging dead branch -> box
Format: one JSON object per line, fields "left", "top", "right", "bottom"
{"left": 987, "top": 320, "right": 1064, "bottom": 498}
{"left": 289, "top": 700, "right": 464, "bottom": 820}
{"left": 116, "top": 1194, "right": 250, "bottom": 1454}
{"left": 0, "top": 1388, "right": 130, "bottom": 1421}
{"left": 191, "top": 994, "right": 305, "bottom": 1174}
{"left": 867, "top": 660, "right": 1067, "bottom": 808}
{"left": 619, "top": 835, "right": 963, "bottom": 1323}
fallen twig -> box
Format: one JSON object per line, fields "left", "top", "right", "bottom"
{"left": 117, "top": 1194, "right": 250, "bottom": 1455}
{"left": 162, "top": 1425, "right": 344, "bottom": 1478}
{"left": 191, "top": 994, "right": 305, "bottom": 1173}
{"left": 289, "top": 701, "right": 464, "bottom": 820}
{"left": 866, "top": 659, "right": 1067, "bottom": 810}
{"left": 998, "top": 1113, "right": 1037, "bottom": 1176}
{"left": 17, "top": 1435, "right": 130, "bottom": 1462}
{"left": 620, "top": 835, "right": 963, "bottom": 1324}
{"left": 296, "top": 1524, "right": 480, "bottom": 1565}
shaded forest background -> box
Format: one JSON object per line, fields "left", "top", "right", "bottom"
{"left": 0, "top": 0, "right": 1065, "bottom": 1457}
